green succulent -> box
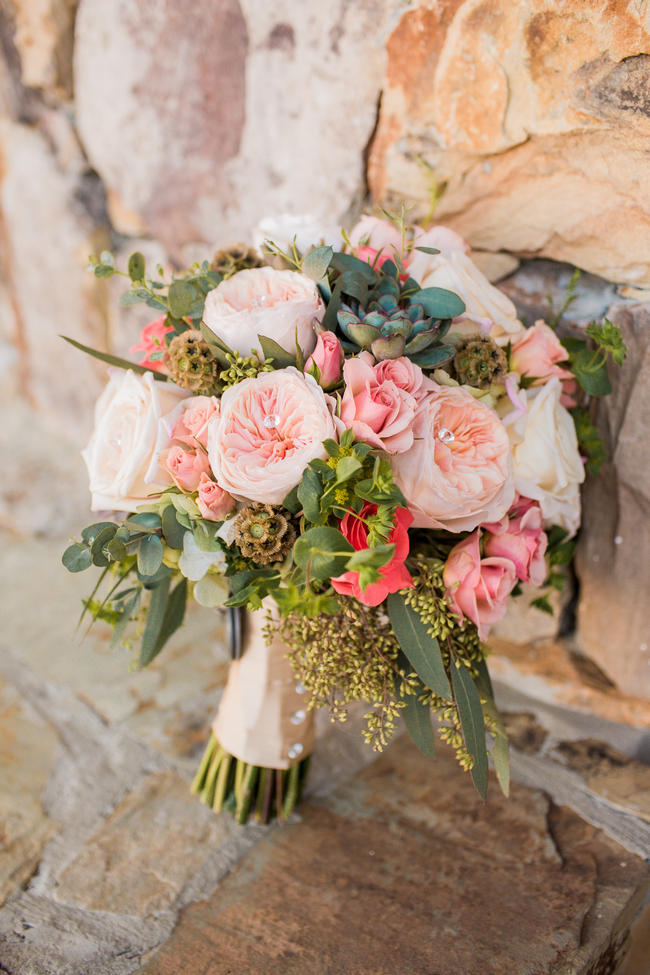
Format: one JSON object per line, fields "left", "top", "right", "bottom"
{"left": 337, "top": 293, "right": 454, "bottom": 366}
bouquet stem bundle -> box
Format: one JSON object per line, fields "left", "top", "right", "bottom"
{"left": 191, "top": 733, "right": 310, "bottom": 823}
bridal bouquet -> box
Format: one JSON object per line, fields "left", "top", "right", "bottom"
{"left": 63, "top": 211, "right": 624, "bottom": 823}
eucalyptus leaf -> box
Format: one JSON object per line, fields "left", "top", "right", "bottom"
{"left": 330, "top": 252, "right": 377, "bottom": 281}
{"left": 62, "top": 543, "right": 92, "bottom": 573}
{"left": 168, "top": 280, "right": 196, "bottom": 319}
{"left": 413, "top": 245, "right": 441, "bottom": 255}
{"left": 402, "top": 694, "right": 436, "bottom": 759}
{"left": 137, "top": 534, "right": 164, "bottom": 576}
{"left": 451, "top": 662, "right": 488, "bottom": 799}
{"left": 162, "top": 505, "right": 187, "bottom": 549}
{"left": 128, "top": 252, "right": 145, "bottom": 281}
{"left": 90, "top": 525, "right": 117, "bottom": 567}
{"left": 302, "top": 245, "right": 333, "bottom": 281}
{"left": 110, "top": 590, "right": 140, "bottom": 649}
{"left": 139, "top": 577, "right": 169, "bottom": 666}
{"left": 282, "top": 484, "right": 301, "bottom": 515}
{"left": 198, "top": 323, "right": 231, "bottom": 365}
{"left": 126, "top": 512, "right": 162, "bottom": 531}
{"left": 61, "top": 336, "right": 168, "bottom": 381}
{"left": 387, "top": 594, "right": 452, "bottom": 701}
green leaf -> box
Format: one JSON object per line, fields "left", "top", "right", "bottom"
{"left": 139, "top": 577, "right": 187, "bottom": 667}
{"left": 451, "top": 663, "right": 488, "bottom": 799}
{"left": 94, "top": 264, "right": 115, "bottom": 279}
{"left": 413, "top": 245, "right": 440, "bottom": 255}
{"left": 410, "top": 287, "right": 465, "bottom": 320}
{"left": 106, "top": 537, "right": 128, "bottom": 562}
{"left": 81, "top": 521, "right": 117, "bottom": 545}
{"left": 125, "top": 512, "right": 162, "bottom": 532}
{"left": 530, "top": 595, "right": 554, "bottom": 615}
{"left": 168, "top": 280, "right": 196, "bottom": 319}
{"left": 585, "top": 319, "right": 627, "bottom": 367}
{"left": 330, "top": 252, "right": 377, "bottom": 281}
{"left": 119, "top": 291, "right": 143, "bottom": 307}
{"left": 387, "top": 594, "right": 452, "bottom": 701}
{"left": 302, "top": 245, "right": 333, "bottom": 281}
{"left": 346, "top": 543, "right": 394, "bottom": 573}
{"left": 474, "top": 659, "right": 509, "bottom": 797}
{"left": 110, "top": 590, "right": 140, "bottom": 649}
{"left": 570, "top": 347, "right": 611, "bottom": 396}
{"left": 297, "top": 468, "right": 323, "bottom": 524}
{"left": 137, "top": 534, "right": 164, "bottom": 576}
{"left": 335, "top": 455, "right": 362, "bottom": 483}
{"left": 258, "top": 334, "right": 296, "bottom": 368}
{"left": 162, "top": 505, "right": 187, "bottom": 549}
{"left": 90, "top": 525, "right": 117, "bottom": 567}
{"left": 61, "top": 336, "right": 168, "bottom": 381}
{"left": 282, "top": 484, "right": 301, "bottom": 515}
{"left": 402, "top": 694, "right": 436, "bottom": 759}
{"left": 198, "top": 323, "right": 231, "bottom": 366}
{"left": 62, "top": 543, "right": 92, "bottom": 573}
{"left": 128, "top": 252, "right": 146, "bottom": 282}
{"left": 571, "top": 406, "right": 608, "bottom": 476}
{"left": 293, "top": 526, "right": 355, "bottom": 580}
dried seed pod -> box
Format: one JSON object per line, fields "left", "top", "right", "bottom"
{"left": 453, "top": 336, "right": 508, "bottom": 389}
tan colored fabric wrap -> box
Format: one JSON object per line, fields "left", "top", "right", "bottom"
{"left": 212, "top": 602, "right": 315, "bottom": 770}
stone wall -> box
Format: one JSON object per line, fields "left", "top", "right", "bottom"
{"left": 1, "top": 0, "right": 648, "bottom": 697}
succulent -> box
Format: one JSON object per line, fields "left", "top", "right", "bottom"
{"left": 337, "top": 293, "right": 452, "bottom": 365}
{"left": 453, "top": 336, "right": 508, "bottom": 389}
{"left": 167, "top": 330, "right": 220, "bottom": 393}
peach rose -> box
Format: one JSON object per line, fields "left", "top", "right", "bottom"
{"left": 197, "top": 473, "right": 236, "bottom": 522}
{"left": 443, "top": 531, "right": 518, "bottom": 640}
{"left": 207, "top": 367, "right": 342, "bottom": 504}
{"left": 161, "top": 444, "right": 211, "bottom": 492}
{"left": 373, "top": 356, "right": 433, "bottom": 401}
{"left": 408, "top": 226, "right": 524, "bottom": 346}
{"left": 203, "top": 266, "right": 323, "bottom": 359}
{"left": 511, "top": 321, "right": 577, "bottom": 408}
{"left": 305, "top": 330, "right": 344, "bottom": 390}
{"left": 172, "top": 396, "right": 220, "bottom": 449}
{"left": 340, "top": 352, "right": 426, "bottom": 455}
{"left": 507, "top": 379, "right": 584, "bottom": 536}
{"left": 391, "top": 384, "right": 514, "bottom": 532}
{"left": 82, "top": 370, "right": 189, "bottom": 512}
{"left": 483, "top": 496, "right": 548, "bottom": 586}
{"left": 129, "top": 317, "right": 173, "bottom": 373}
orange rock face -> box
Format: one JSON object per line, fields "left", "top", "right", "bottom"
{"left": 369, "top": 0, "right": 650, "bottom": 286}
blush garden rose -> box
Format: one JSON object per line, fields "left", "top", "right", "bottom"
{"left": 203, "top": 266, "right": 324, "bottom": 359}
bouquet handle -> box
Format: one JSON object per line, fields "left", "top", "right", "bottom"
{"left": 192, "top": 601, "right": 314, "bottom": 822}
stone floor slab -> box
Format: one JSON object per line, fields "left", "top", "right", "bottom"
{"left": 142, "top": 738, "right": 649, "bottom": 975}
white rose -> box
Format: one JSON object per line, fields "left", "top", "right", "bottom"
{"left": 507, "top": 379, "right": 585, "bottom": 536}
{"left": 203, "top": 266, "right": 324, "bottom": 359}
{"left": 82, "top": 370, "right": 189, "bottom": 512}
{"left": 252, "top": 213, "right": 341, "bottom": 255}
{"left": 409, "top": 226, "right": 524, "bottom": 346}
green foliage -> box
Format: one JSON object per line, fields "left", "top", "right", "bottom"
{"left": 562, "top": 318, "right": 627, "bottom": 398}
{"left": 387, "top": 593, "right": 451, "bottom": 700}
{"left": 451, "top": 661, "right": 488, "bottom": 799}
{"left": 546, "top": 267, "right": 581, "bottom": 328}
{"left": 571, "top": 406, "right": 608, "bottom": 476}
{"left": 401, "top": 692, "right": 436, "bottom": 759}
{"left": 61, "top": 335, "right": 169, "bottom": 381}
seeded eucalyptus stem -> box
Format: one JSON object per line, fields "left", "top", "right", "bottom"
{"left": 191, "top": 733, "right": 310, "bottom": 824}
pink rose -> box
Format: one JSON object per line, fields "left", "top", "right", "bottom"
{"left": 197, "top": 473, "right": 236, "bottom": 522}
{"left": 373, "top": 356, "right": 433, "bottom": 401}
{"left": 207, "top": 367, "right": 342, "bottom": 505}
{"left": 162, "top": 444, "right": 211, "bottom": 492}
{"left": 203, "top": 266, "right": 323, "bottom": 358}
{"left": 511, "top": 321, "right": 577, "bottom": 408}
{"left": 483, "top": 496, "right": 548, "bottom": 586}
{"left": 348, "top": 215, "right": 405, "bottom": 271}
{"left": 340, "top": 352, "right": 426, "bottom": 455}
{"left": 129, "top": 317, "right": 173, "bottom": 373}
{"left": 172, "top": 396, "right": 220, "bottom": 449}
{"left": 331, "top": 504, "right": 414, "bottom": 606}
{"left": 391, "top": 384, "right": 514, "bottom": 533}
{"left": 305, "top": 331, "right": 344, "bottom": 390}
{"left": 443, "top": 531, "right": 517, "bottom": 640}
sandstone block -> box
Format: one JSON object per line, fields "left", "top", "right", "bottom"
{"left": 369, "top": 1, "right": 650, "bottom": 286}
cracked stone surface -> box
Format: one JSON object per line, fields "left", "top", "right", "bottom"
{"left": 1, "top": 525, "right": 649, "bottom": 972}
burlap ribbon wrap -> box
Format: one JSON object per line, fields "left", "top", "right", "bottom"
{"left": 212, "top": 602, "right": 315, "bottom": 770}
